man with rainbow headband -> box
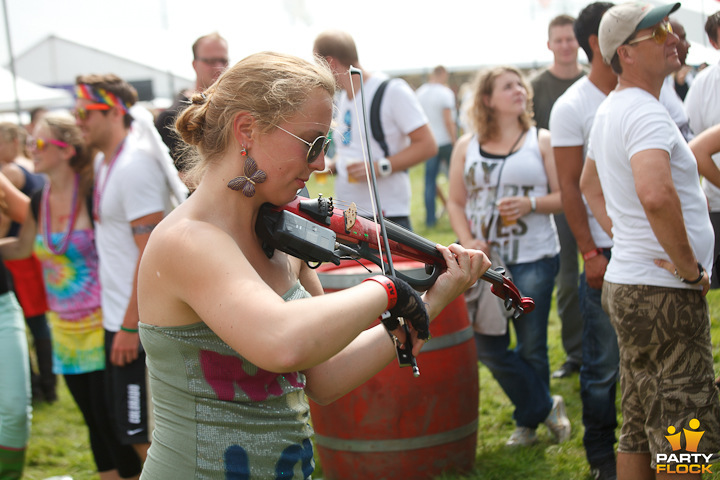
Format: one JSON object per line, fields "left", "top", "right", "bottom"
{"left": 75, "top": 74, "right": 176, "bottom": 470}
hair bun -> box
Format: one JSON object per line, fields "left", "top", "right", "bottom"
{"left": 191, "top": 92, "right": 208, "bottom": 105}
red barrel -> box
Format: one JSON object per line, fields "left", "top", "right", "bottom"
{"left": 310, "top": 259, "right": 478, "bottom": 480}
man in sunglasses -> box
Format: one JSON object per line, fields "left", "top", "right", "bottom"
{"left": 155, "top": 32, "right": 229, "bottom": 175}
{"left": 75, "top": 73, "right": 175, "bottom": 474}
{"left": 581, "top": 3, "right": 720, "bottom": 478}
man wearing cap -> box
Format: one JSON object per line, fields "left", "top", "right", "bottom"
{"left": 75, "top": 73, "right": 175, "bottom": 470}
{"left": 581, "top": 3, "right": 720, "bottom": 478}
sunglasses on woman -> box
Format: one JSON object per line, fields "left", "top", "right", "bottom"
{"left": 273, "top": 124, "right": 331, "bottom": 164}
{"left": 74, "top": 103, "right": 111, "bottom": 120}
{"left": 27, "top": 137, "right": 70, "bottom": 151}
{"left": 628, "top": 21, "right": 673, "bottom": 46}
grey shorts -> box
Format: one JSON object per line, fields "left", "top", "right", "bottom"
{"left": 602, "top": 282, "right": 720, "bottom": 468}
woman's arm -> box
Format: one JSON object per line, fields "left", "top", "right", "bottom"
{"left": 0, "top": 206, "right": 36, "bottom": 260}
{"left": 447, "top": 134, "right": 485, "bottom": 250}
{"left": 0, "top": 172, "right": 29, "bottom": 224}
{"left": 303, "top": 244, "right": 488, "bottom": 404}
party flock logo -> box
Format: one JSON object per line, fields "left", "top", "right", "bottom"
{"left": 656, "top": 418, "right": 713, "bottom": 474}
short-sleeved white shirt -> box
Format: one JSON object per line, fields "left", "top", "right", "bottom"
{"left": 416, "top": 83, "right": 456, "bottom": 146}
{"left": 95, "top": 134, "right": 172, "bottom": 331}
{"left": 333, "top": 75, "right": 428, "bottom": 218}
{"left": 684, "top": 62, "right": 720, "bottom": 210}
{"left": 587, "top": 88, "right": 713, "bottom": 288}
{"left": 549, "top": 76, "right": 613, "bottom": 249}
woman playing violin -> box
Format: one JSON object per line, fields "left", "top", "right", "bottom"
{"left": 136, "top": 52, "right": 489, "bottom": 479}
{"left": 447, "top": 66, "right": 570, "bottom": 448}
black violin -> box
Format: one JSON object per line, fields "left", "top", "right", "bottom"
{"left": 256, "top": 194, "right": 535, "bottom": 318}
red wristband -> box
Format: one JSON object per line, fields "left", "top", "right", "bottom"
{"left": 582, "top": 248, "right": 604, "bottom": 261}
{"left": 362, "top": 275, "right": 398, "bottom": 310}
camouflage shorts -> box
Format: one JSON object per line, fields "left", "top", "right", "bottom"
{"left": 602, "top": 282, "right": 720, "bottom": 467}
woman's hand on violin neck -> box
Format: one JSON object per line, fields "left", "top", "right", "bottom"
{"left": 423, "top": 243, "right": 491, "bottom": 320}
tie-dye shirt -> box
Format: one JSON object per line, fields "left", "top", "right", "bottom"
{"left": 139, "top": 281, "right": 314, "bottom": 480}
{"left": 34, "top": 229, "right": 104, "bottom": 374}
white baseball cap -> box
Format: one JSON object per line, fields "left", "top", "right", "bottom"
{"left": 599, "top": 2, "right": 681, "bottom": 64}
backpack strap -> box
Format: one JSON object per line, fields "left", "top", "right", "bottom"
{"left": 370, "top": 79, "right": 391, "bottom": 158}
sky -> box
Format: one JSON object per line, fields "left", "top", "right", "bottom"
{"left": 2, "top": 0, "right": 720, "bottom": 83}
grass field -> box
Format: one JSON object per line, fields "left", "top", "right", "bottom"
{"left": 22, "top": 164, "right": 720, "bottom": 479}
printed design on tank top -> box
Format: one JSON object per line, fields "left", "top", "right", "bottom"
{"left": 222, "top": 438, "right": 314, "bottom": 480}
{"left": 465, "top": 159, "right": 539, "bottom": 264}
{"left": 199, "top": 350, "right": 305, "bottom": 402}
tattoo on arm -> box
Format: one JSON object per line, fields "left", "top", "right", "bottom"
{"left": 131, "top": 224, "right": 158, "bottom": 236}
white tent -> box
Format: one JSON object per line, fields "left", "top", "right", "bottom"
{"left": 0, "top": 68, "right": 72, "bottom": 113}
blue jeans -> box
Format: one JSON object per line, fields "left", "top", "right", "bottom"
{"left": 579, "top": 251, "right": 619, "bottom": 467}
{"left": 424, "top": 144, "right": 452, "bottom": 227}
{"left": 475, "top": 255, "right": 559, "bottom": 428}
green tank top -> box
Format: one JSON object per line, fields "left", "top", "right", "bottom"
{"left": 139, "top": 281, "right": 315, "bottom": 479}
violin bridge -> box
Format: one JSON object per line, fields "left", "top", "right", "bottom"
{"left": 344, "top": 202, "right": 357, "bottom": 232}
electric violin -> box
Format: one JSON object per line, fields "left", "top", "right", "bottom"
{"left": 256, "top": 194, "right": 535, "bottom": 319}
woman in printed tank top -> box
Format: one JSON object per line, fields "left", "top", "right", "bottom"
{"left": 447, "top": 66, "right": 569, "bottom": 448}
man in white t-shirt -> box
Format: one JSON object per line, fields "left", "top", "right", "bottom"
{"left": 75, "top": 73, "right": 174, "bottom": 470}
{"left": 416, "top": 65, "right": 457, "bottom": 228}
{"left": 580, "top": 3, "right": 720, "bottom": 478}
{"left": 549, "top": 5, "right": 618, "bottom": 479}
{"left": 684, "top": 10, "right": 720, "bottom": 288}
{"left": 313, "top": 30, "right": 436, "bottom": 230}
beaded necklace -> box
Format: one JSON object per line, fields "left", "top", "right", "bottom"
{"left": 42, "top": 173, "right": 80, "bottom": 255}
{"left": 93, "top": 138, "right": 126, "bottom": 222}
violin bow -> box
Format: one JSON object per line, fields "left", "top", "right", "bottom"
{"left": 348, "top": 66, "right": 421, "bottom": 377}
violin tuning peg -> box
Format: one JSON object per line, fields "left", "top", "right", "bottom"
{"left": 494, "top": 266, "right": 506, "bottom": 276}
{"left": 504, "top": 297, "right": 513, "bottom": 311}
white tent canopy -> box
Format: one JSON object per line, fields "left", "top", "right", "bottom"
{"left": 0, "top": 68, "right": 72, "bottom": 113}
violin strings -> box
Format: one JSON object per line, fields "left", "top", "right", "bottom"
{"left": 330, "top": 198, "right": 376, "bottom": 218}
{"left": 347, "top": 68, "right": 387, "bottom": 275}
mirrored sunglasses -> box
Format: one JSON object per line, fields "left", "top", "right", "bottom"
{"left": 628, "top": 21, "right": 673, "bottom": 46}
{"left": 28, "top": 137, "right": 70, "bottom": 151}
{"left": 273, "top": 124, "right": 331, "bottom": 164}
{"left": 74, "top": 103, "right": 111, "bottom": 120}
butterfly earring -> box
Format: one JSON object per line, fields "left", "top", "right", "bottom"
{"left": 227, "top": 146, "right": 267, "bottom": 197}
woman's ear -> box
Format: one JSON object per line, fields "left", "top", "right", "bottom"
{"left": 482, "top": 94, "right": 492, "bottom": 109}
{"left": 233, "top": 112, "right": 255, "bottom": 148}
{"left": 63, "top": 145, "right": 77, "bottom": 162}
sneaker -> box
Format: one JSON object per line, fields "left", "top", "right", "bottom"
{"left": 590, "top": 460, "right": 617, "bottom": 480}
{"left": 552, "top": 361, "right": 580, "bottom": 379}
{"left": 505, "top": 426, "right": 537, "bottom": 446}
{"left": 544, "top": 395, "right": 571, "bottom": 443}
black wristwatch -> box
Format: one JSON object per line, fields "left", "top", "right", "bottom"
{"left": 674, "top": 261, "right": 705, "bottom": 285}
